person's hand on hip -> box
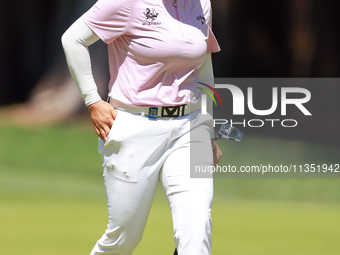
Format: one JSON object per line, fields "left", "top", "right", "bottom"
{"left": 88, "top": 100, "right": 117, "bottom": 141}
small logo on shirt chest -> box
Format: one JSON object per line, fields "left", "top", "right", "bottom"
{"left": 196, "top": 15, "right": 206, "bottom": 24}
{"left": 142, "top": 8, "right": 162, "bottom": 25}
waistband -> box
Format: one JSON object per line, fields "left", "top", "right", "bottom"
{"left": 110, "top": 99, "right": 201, "bottom": 119}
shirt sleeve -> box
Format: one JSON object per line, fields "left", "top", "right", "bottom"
{"left": 203, "top": 1, "right": 220, "bottom": 53}
{"left": 61, "top": 18, "right": 102, "bottom": 106}
{"left": 207, "top": 27, "right": 220, "bottom": 53}
{"left": 82, "top": 0, "right": 132, "bottom": 44}
{"left": 207, "top": 5, "right": 221, "bottom": 53}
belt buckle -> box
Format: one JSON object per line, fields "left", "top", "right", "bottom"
{"left": 161, "top": 105, "right": 183, "bottom": 117}
{"left": 148, "top": 107, "right": 158, "bottom": 119}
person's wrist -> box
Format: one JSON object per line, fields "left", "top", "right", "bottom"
{"left": 83, "top": 91, "right": 102, "bottom": 107}
{"left": 87, "top": 100, "right": 103, "bottom": 110}
{"left": 211, "top": 138, "right": 216, "bottom": 149}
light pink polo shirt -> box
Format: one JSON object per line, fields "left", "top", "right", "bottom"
{"left": 83, "top": 0, "right": 220, "bottom": 107}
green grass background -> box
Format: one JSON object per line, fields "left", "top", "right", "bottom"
{"left": 0, "top": 122, "right": 339, "bottom": 255}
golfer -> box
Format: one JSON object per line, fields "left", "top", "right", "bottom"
{"left": 62, "top": 0, "right": 221, "bottom": 254}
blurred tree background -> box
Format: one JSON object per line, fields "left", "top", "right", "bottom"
{"left": 0, "top": 0, "right": 339, "bottom": 142}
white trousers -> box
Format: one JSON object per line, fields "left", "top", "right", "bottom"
{"left": 90, "top": 109, "right": 214, "bottom": 255}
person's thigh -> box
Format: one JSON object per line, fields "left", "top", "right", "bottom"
{"left": 91, "top": 111, "right": 171, "bottom": 255}
{"left": 160, "top": 123, "right": 214, "bottom": 255}
{"left": 89, "top": 169, "right": 159, "bottom": 255}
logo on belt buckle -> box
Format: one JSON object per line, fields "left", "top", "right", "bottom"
{"left": 148, "top": 107, "right": 158, "bottom": 119}
{"left": 161, "top": 106, "right": 182, "bottom": 117}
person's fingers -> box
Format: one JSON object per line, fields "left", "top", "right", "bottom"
{"left": 101, "top": 129, "right": 107, "bottom": 141}
{"left": 102, "top": 124, "right": 111, "bottom": 139}
{"left": 213, "top": 143, "right": 222, "bottom": 167}
{"left": 89, "top": 101, "right": 120, "bottom": 141}
{"left": 95, "top": 120, "right": 111, "bottom": 140}
{"left": 92, "top": 120, "right": 105, "bottom": 140}
{"left": 93, "top": 124, "right": 102, "bottom": 140}
{"left": 102, "top": 105, "right": 116, "bottom": 138}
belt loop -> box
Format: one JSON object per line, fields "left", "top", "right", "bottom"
{"left": 141, "top": 108, "right": 146, "bottom": 117}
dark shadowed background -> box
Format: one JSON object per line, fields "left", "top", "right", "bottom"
{"left": 1, "top": 0, "right": 339, "bottom": 145}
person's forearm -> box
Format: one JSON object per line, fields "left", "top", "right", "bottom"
{"left": 61, "top": 17, "right": 102, "bottom": 106}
